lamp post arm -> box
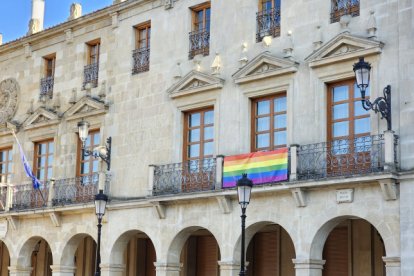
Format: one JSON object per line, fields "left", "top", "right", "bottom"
{"left": 361, "top": 85, "right": 392, "bottom": 131}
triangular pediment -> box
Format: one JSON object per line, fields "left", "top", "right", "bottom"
{"left": 305, "top": 33, "right": 384, "bottom": 68}
{"left": 65, "top": 96, "right": 107, "bottom": 121}
{"left": 232, "top": 52, "right": 299, "bottom": 84}
{"left": 167, "top": 70, "right": 224, "bottom": 98}
{"left": 23, "top": 107, "right": 60, "bottom": 129}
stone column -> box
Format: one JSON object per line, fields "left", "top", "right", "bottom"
{"left": 148, "top": 165, "right": 155, "bottom": 195}
{"left": 290, "top": 145, "right": 299, "bottom": 181}
{"left": 50, "top": 265, "right": 76, "bottom": 276}
{"left": 218, "top": 261, "right": 240, "bottom": 276}
{"left": 8, "top": 266, "right": 32, "bottom": 276}
{"left": 154, "top": 262, "right": 181, "bottom": 276}
{"left": 100, "top": 264, "right": 125, "bottom": 276}
{"left": 384, "top": 130, "right": 396, "bottom": 171}
{"left": 383, "top": 257, "right": 400, "bottom": 276}
{"left": 293, "top": 259, "right": 325, "bottom": 276}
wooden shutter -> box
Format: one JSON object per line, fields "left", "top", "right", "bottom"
{"left": 254, "top": 231, "right": 279, "bottom": 275}
{"left": 196, "top": 236, "right": 218, "bottom": 276}
{"left": 323, "top": 226, "right": 349, "bottom": 276}
{"left": 145, "top": 239, "right": 156, "bottom": 276}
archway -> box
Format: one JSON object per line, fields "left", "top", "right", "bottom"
{"left": 179, "top": 229, "right": 220, "bottom": 276}
{"left": 110, "top": 230, "right": 156, "bottom": 276}
{"left": 60, "top": 234, "right": 96, "bottom": 276}
{"left": 322, "top": 218, "right": 385, "bottom": 276}
{"left": 0, "top": 240, "right": 9, "bottom": 276}
{"left": 245, "top": 223, "right": 295, "bottom": 276}
{"left": 17, "top": 237, "right": 52, "bottom": 276}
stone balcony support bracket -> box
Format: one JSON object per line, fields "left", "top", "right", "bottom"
{"left": 379, "top": 179, "right": 398, "bottom": 201}
{"left": 49, "top": 212, "right": 61, "bottom": 227}
{"left": 291, "top": 187, "right": 307, "bottom": 207}
{"left": 6, "top": 215, "right": 18, "bottom": 231}
{"left": 152, "top": 201, "right": 166, "bottom": 219}
{"left": 216, "top": 195, "right": 232, "bottom": 214}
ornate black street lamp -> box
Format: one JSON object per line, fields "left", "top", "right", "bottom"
{"left": 353, "top": 57, "right": 392, "bottom": 131}
{"left": 77, "top": 120, "right": 112, "bottom": 170}
{"left": 237, "top": 174, "right": 253, "bottom": 276}
{"left": 94, "top": 189, "right": 108, "bottom": 276}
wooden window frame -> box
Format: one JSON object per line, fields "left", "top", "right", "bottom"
{"left": 258, "top": 0, "right": 280, "bottom": 12}
{"left": 86, "top": 39, "right": 101, "bottom": 65}
{"left": 43, "top": 54, "right": 56, "bottom": 78}
{"left": 251, "top": 93, "right": 287, "bottom": 152}
{"left": 191, "top": 2, "right": 211, "bottom": 31}
{"left": 327, "top": 79, "right": 370, "bottom": 143}
{"left": 135, "top": 21, "right": 151, "bottom": 50}
{"left": 0, "top": 147, "right": 12, "bottom": 183}
{"left": 33, "top": 139, "right": 54, "bottom": 183}
{"left": 183, "top": 107, "right": 214, "bottom": 162}
{"left": 76, "top": 130, "right": 100, "bottom": 178}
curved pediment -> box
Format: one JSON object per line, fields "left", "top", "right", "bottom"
{"left": 232, "top": 52, "right": 299, "bottom": 84}
{"left": 167, "top": 70, "right": 224, "bottom": 99}
{"left": 65, "top": 96, "right": 107, "bottom": 121}
{"left": 305, "top": 33, "right": 384, "bottom": 68}
{"left": 23, "top": 107, "right": 60, "bottom": 130}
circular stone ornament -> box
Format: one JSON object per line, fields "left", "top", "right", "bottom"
{"left": 0, "top": 78, "right": 19, "bottom": 125}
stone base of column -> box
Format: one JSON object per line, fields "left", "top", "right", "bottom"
{"left": 383, "top": 256, "right": 400, "bottom": 276}
{"left": 50, "top": 265, "right": 76, "bottom": 276}
{"left": 100, "top": 263, "right": 125, "bottom": 276}
{"left": 218, "top": 261, "right": 240, "bottom": 276}
{"left": 293, "top": 259, "right": 325, "bottom": 276}
{"left": 154, "top": 262, "right": 181, "bottom": 276}
{"left": 8, "top": 266, "right": 33, "bottom": 276}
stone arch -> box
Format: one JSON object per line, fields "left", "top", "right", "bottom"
{"left": 15, "top": 236, "right": 53, "bottom": 268}
{"left": 232, "top": 220, "right": 296, "bottom": 262}
{"left": 109, "top": 229, "right": 156, "bottom": 265}
{"left": 310, "top": 215, "right": 393, "bottom": 260}
{"left": 60, "top": 233, "right": 96, "bottom": 266}
{"left": 166, "top": 226, "right": 221, "bottom": 264}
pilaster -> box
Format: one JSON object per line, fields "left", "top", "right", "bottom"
{"left": 383, "top": 256, "right": 400, "bottom": 276}
{"left": 50, "top": 265, "right": 76, "bottom": 276}
{"left": 218, "top": 261, "right": 240, "bottom": 276}
{"left": 8, "top": 266, "right": 32, "bottom": 276}
{"left": 293, "top": 259, "right": 325, "bottom": 276}
{"left": 100, "top": 263, "right": 125, "bottom": 276}
{"left": 154, "top": 262, "right": 181, "bottom": 276}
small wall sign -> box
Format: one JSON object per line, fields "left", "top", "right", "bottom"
{"left": 336, "top": 189, "right": 354, "bottom": 203}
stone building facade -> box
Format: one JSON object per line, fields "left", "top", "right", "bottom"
{"left": 0, "top": 0, "right": 413, "bottom": 275}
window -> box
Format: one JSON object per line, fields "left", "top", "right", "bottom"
{"left": 252, "top": 94, "right": 287, "bottom": 151}
{"left": 189, "top": 2, "right": 211, "bottom": 59}
{"left": 34, "top": 140, "right": 54, "bottom": 183}
{"left": 330, "top": 0, "right": 360, "bottom": 23}
{"left": 0, "top": 148, "right": 12, "bottom": 183}
{"left": 132, "top": 22, "right": 151, "bottom": 74}
{"left": 183, "top": 108, "right": 214, "bottom": 161}
{"left": 77, "top": 130, "right": 100, "bottom": 179}
{"left": 256, "top": 0, "right": 281, "bottom": 42}
{"left": 40, "top": 54, "right": 55, "bottom": 99}
{"left": 83, "top": 40, "right": 100, "bottom": 89}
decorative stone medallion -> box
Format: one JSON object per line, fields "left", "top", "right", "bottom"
{"left": 0, "top": 78, "right": 19, "bottom": 124}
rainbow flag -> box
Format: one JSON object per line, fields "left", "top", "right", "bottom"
{"left": 222, "top": 148, "right": 288, "bottom": 188}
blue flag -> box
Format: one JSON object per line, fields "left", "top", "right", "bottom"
{"left": 12, "top": 131, "right": 41, "bottom": 190}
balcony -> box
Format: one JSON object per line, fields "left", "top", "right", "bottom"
{"left": 132, "top": 47, "right": 150, "bottom": 74}
{"left": 256, "top": 7, "right": 281, "bottom": 42}
{"left": 151, "top": 134, "right": 398, "bottom": 197}
{"left": 189, "top": 28, "right": 210, "bottom": 59}
{"left": 0, "top": 172, "right": 110, "bottom": 212}
{"left": 330, "top": 0, "right": 360, "bottom": 23}
{"left": 40, "top": 76, "right": 54, "bottom": 99}
{"left": 82, "top": 62, "right": 99, "bottom": 89}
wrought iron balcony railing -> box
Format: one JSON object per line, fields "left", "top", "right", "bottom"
{"left": 330, "top": 0, "right": 360, "bottom": 23}
{"left": 153, "top": 158, "right": 217, "bottom": 196}
{"left": 297, "top": 135, "right": 387, "bottom": 180}
{"left": 40, "top": 76, "right": 54, "bottom": 99}
{"left": 11, "top": 182, "right": 49, "bottom": 211}
{"left": 132, "top": 47, "right": 150, "bottom": 74}
{"left": 189, "top": 28, "right": 210, "bottom": 59}
{"left": 52, "top": 173, "right": 99, "bottom": 207}
{"left": 82, "top": 62, "right": 99, "bottom": 89}
{"left": 256, "top": 7, "right": 281, "bottom": 42}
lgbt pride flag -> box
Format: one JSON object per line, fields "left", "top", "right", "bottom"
{"left": 222, "top": 148, "right": 288, "bottom": 188}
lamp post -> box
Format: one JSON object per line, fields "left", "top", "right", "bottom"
{"left": 236, "top": 174, "right": 253, "bottom": 276}
{"left": 353, "top": 57, "right": 392, "bottom": 131}
{"left": 94, "top": 189, "right": 108, "bottom": 276}
{"left": 77, "top": 120, "right": 112, "bottom": 170}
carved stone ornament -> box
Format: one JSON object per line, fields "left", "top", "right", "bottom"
{"left": 0, "top": 78, "right": 19, "bottom": 125}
